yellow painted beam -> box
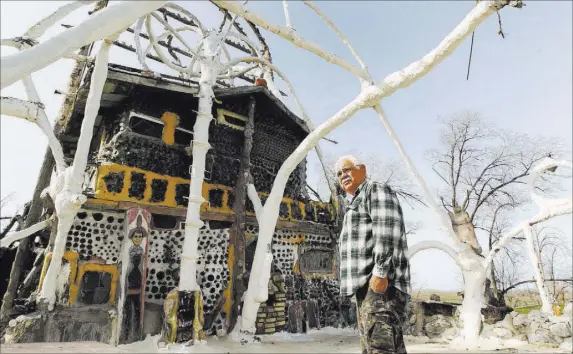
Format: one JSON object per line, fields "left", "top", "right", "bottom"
{"left": 94, "top": 163, "right": 335, "bottom": 222}
{"left": 160, "top": 112, "right": 180, "bottom": 145}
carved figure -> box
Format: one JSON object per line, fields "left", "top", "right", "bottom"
{"left": 118, "top": 208, "right": 150, "bottom": 344}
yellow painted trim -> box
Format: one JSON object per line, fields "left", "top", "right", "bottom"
{"left": 86, "top": 198, "right": 120, "bottom": 207}
{"left": 94, "top": 163, "right": 334, "bottom": 222}
{"left": 69, "top": 262, "right": 118, "bottom": 306}
{"left": 223, "top": 244, "right": 234, "bottom": 325}
{"left": 164, "top": 289, "right": 179, "bottom": 344}
{"left": 37, "top": 251, "right": 79, "bottom": 305}
{"left": 193, "top": 290, "right": 205, "bottom": 341}
{"left": 216, "top": 109, "right": 247, "bottom": 131}
{"left": 160, "top": 112, "right": 180, "bottom": 146}
{"left": 282, "top": 233, "right": 305, "bottom": 244}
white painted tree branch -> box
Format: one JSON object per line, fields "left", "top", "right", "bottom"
{"left": 0, "top": 38, "right": 36, "bottom": 49}
{"left": 23, "top": 0, "right": 96, "bottom": 40}
{"left": 212, "top": 1, "right": 369, "bottom": 80}
{"left": 484, "top": 225, "right": 522, "bottom": 268}
{"left": 39, "top": 33, "right": 118, "bottom": 309}
{"left": 485, "top": 158, "right": 572, "bottom": 268}
{"left": 247, "top": 184, "right": 263, "bottom": 222}
{"left": 303, "top": 1, "right": 464, "bottom": 245}
{"left": 527, "top": 158, "right": 572, "bottom": 218}
{"left": 1, "top": 0, "right": 168, "bottom": 89}
{"left": 163, "top": 2, "right": 206, "bottom": 35}
{"left": 302, "top": 0, "right": 371, "bottom": 80}
{"left": 377, "top": 1, "right": 501, "bottom": 95}
{"left": 0, "top": 97, "right": 42, "bottom": 122}
{"left": 144, "top": 15, "right": 197, "bottom": 76}
{"left": 69, "top": 37, "right": 116, "bottom": 193}
{"left": 282, "top": 0, "right": 292, "bottom": 29}
{"left": 179, "top": 31, "right": 219, "bottom": 293}
{"left": 407, "top": 240, "right": 459, "bottom": 263}
{"left": 523, "top": 224, "right": 553, "bottom": 313}
{"left": 1, "top": 38, "right": 91, "bottom": 63}
{"left": 482, "top": 157, "right": 572, "bottom": 315}
{"left": 373, "top": 105, "right": 460, "bottom": 246}
{"left": 219, "top": 64, "right": 259, "bottom": 79}
{"left": 21, "top": 77, "right": 67, "bottom": 175}
{"left": 134, "top": 18, "right": 151, "bottom": 72}
{"left": 149, "top": 12, "right": 199, "bottom": 55}
{"left": 225, "top": 32, "right": 261, "bottom": 57}
{"left": 0, "top": 217, "right": 54, "bottom": 248}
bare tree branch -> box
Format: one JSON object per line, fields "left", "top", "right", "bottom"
{"left": 501, "top": 278, "right": 572, "bottom": 296}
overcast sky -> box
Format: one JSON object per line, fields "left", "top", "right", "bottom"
{"left": 1, "top": 1, "right": 571, "bottom": 291}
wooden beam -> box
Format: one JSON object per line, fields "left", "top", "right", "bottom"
{"left": 107, "top": 69, "right": 199, "bottom": 95}
{"left": 84, "top": 199, "right": 331, "bottom": 234}
{"left": 227, "top": 95, "right": 256, "bottom": 333}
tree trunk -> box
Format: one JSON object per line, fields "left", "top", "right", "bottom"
{"left": 0, "top": 151, "right": 53, "bottom": 322}
{"left": 457, "top": 248, "right": 487, "bottom": 347}
{"left": 488, "top": 233, "right": 501, "bottom": 304}
{"left": 524, "top": 226, "right": 552, "bottom": 313}
{"left": 179, "top": 32, "right": 220, "bottom": 292}
{"left": 228, "top": 96, "right": 256, "bottom": 334}
{"left": 449, "top": 209, "right": 482, "bottom": 255}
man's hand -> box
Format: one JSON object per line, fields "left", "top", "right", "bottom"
{"left": 369, "top": 275, "right": 388, "bottom": 294}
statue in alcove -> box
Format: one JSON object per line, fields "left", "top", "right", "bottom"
{"left": 117, "top": 208, "right": 150, "bottom": 345}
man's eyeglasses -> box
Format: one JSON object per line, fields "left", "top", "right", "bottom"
{"left": 336, "top": 166, "right": 355, "bottom": 178}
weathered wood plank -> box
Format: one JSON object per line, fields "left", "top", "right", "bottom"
{"left": 228, "top": 95, "right": 256, "bottom": 333}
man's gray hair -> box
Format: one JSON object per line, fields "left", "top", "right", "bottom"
{"left": 334, "top": 155, "right": 363, "bottom": 174}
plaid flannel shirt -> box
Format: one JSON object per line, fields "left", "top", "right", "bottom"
{"left": 338, "top": 179, "right": 411, "bottom": 297}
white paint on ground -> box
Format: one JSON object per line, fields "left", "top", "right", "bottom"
{"left": 3, "top": 328, "right": 572, "bottom": 353}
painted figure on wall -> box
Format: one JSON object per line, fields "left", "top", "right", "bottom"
{"left": 118, "top": 208, "right": 151, "bottom": 344}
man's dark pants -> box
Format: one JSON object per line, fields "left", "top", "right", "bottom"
{"left": 354, "top": 282, "right": 410, "bottom": 354}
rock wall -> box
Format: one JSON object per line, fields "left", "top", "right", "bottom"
{"left": 4, "top": 306, "right": 114, "bottom": 344}
{"left": 406, "top": 299, "right": 572, "bottom": 351}
{"left": 491, "top": 310, "right": 572, "bottom": 350}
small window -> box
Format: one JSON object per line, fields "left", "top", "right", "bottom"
{"left": 78, "top": 271, "right": 112, "bottom": 305}
{"left": 299, "top": 250, "right": 334, "bottom": 274}
{"left": 152, "top": 214, "right": 178, "bottom": 229}
{"left": 128, "top": 112, "right": 164, "bottom": 139}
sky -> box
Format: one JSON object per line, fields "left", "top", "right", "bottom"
{"left": 1, "top": 1, "right": 572, "bottom": 291}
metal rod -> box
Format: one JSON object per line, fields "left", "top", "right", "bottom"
{"left": 466, "top": 31, "right": 475, "bottom": 81}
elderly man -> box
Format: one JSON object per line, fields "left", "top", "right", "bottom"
{"left": 335, "top": 155, "right": 411, "bottom": 354}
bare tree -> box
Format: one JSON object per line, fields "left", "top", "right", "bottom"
{"left": 489, "top": 225, "right": 573, "bottom": 306}
{"left": 487, "top": 203, "right": 525, "bottom": 304}
{"left": 427, "top": 112, "right": 562, "bottom": 254}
